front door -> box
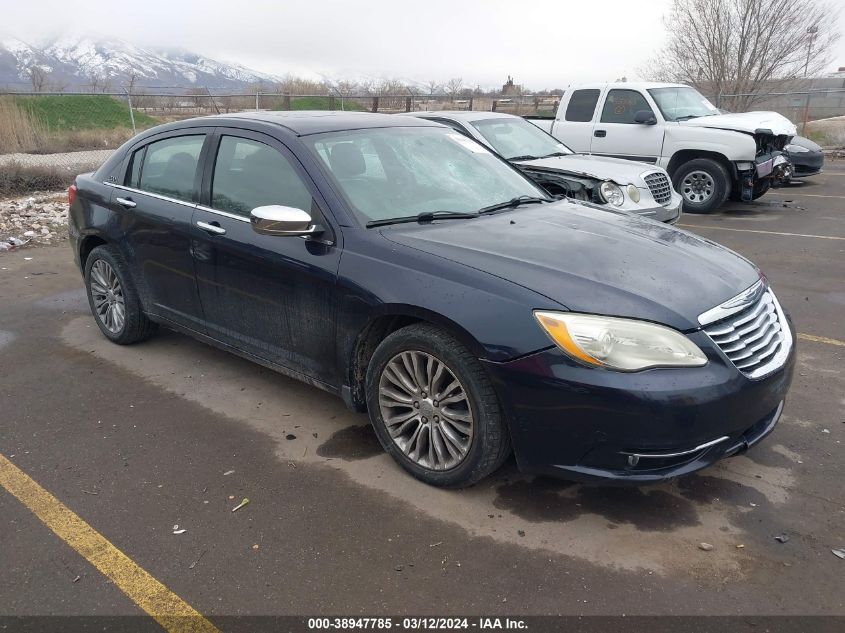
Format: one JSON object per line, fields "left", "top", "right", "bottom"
{"left": 589, "top": 88, "right": 664, "bottom": 163}
{"left": 115, "top": 131, "right": 211, "bottom": 331}
{"left": 190, "top": 130, "right": 341, "bottom": 386}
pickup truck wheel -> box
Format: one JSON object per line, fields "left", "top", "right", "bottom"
{"left": 672, "top": 159, "right": 730, "bottom": 214}
{"left": 365, "top": 324, "right": 511, "bottom": 488}
{"left": 751, "top": 179, "right": 771, "bottom": 200}
{"left": 84, "top": 245, "right": 157, "bottom": 345}
{"left": 729, "top": 177, "right": 772, "bottom": 202}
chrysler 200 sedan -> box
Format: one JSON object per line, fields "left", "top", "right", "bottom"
{"left": 68, "top": 111, "right": 795, "bottom": 488}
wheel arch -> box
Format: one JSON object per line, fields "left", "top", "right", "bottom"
{"left": 78, "top": 234, "right": 110, "bottom": 269}
{"left": 345, "top": 305, "right": 487, "bottom": 412}
{"left": 667, "top": 150, "right": 735, "bottom": 181}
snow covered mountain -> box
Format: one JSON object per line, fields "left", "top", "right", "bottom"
{"left": 0, "top": 36, "right": 281, "bottom": 90}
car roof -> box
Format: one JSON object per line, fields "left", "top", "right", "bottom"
{"left": 568, "top": 82, "right": 689, "bottom": 91}
{"left": 405, "top": 110, "right": 518, "bottom": 123}
{"left": 206, "top": 110, "right": 441, "bottom": 135}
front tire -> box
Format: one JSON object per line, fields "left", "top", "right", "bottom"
{"left": 84, "top": 245, "right": 157, "bottom": 345}
{"left": 672, "top": 158, "right": 730, "bottom": 214}
{"left": 365, "top": 323, "right": 511, "bottom": 488}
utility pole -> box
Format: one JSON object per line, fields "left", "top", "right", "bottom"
{"left": 802, "top": 25, "right": 819, "bottom": 134}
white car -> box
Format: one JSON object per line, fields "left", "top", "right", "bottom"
{"left": 405, "top": 111, "right": 682, "bottom": 224}
{"left": 527, "top": 83, "right": 796, "bottom": 213}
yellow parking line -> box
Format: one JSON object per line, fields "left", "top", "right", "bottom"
{"left": 798, "top": 333, "right": 845, "bottom": 347}
{"left": 0, "top": 453, "right": 220, "bottom": 633}
{"left": 678, "top": 224, "right": 845, "bottom": 241}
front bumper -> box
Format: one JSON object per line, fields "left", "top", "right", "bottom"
{"left": 627, "top": 190, "right": 682, "bottom": 224}
{"left": 789, "top": 151, "right": 824, "bottom": 177}
{"left": 482, "top": 324, "right": 795, "bottom": 484}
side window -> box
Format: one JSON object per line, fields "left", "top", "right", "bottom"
{"left": 564, "top": 89, "right": 600, "bottom": 122}
{"left": 600, "top": 89, "right": 654, "bottom": 124}
{"left": 211, "top": 136, "right": 312, "bottom": 217}
{"left": 137, "top": 135, "right": 205, "bottom": 202}
{"left": 125, "top": 147, "right": 145, "bottom": 188}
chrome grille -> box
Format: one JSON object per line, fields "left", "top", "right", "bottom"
{"left": 643, "top": 171, "right": 672, "bottom": 205}
{"left": 700, "top": 283, "right": 792, "bottom": 379}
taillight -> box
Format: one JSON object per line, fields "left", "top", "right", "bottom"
{"left": 68, "top": 184, "right": 78, "bottom": 207}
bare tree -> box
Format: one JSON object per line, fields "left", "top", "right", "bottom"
{"left": 28, "top": 66, "right": 47, "bottom": 92}
{"left": 644, "top": 0, "right": 840, "bottom": 110}
{"left": 445, "top": 77, "right": 463, "bottom": 102}
{"left": 86, "top": 71, "right": 104, "bottom": 93}
{"left": 125, "top": 71, "right": 139, "bottom": 95}
{"left": 425, "top": 80, "right": 441, "bottom": 96}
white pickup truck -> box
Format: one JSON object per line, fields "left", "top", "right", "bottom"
{"left": 527, "top": 83, "right": 796, "bottom": 213}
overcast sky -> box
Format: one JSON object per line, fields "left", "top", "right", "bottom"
{"left": 3, "top": 0, "right": 845, "bottom": 88}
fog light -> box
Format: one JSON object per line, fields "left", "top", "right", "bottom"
{"left": 627, "top": 184, "right": 640, "bottom": 203}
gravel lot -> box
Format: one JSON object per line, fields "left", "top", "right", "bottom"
{"left": 0, "top": 149, "right": 114, "bottom": 171}
{"left": 0, "top": 168, "right": 843, "bottom": 624}
{"left": 0, "top": 190, "right": 68, "bottom": 250}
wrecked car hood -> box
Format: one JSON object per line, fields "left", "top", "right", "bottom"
{"left": 380, "top": 201, "right": 759, "bottom": 331}
{"left": 516, "top": 154, "right": 657, "bottom": 186}
{"left": 681, "top": 112, "right": 796, "bottom": 136}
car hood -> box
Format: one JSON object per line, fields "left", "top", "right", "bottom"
{"left": 788, "top": 135, "right": 822, "bottom": 152}
{"left": 516, "top": 154, "right": 657, "bottom": 185}
{"left": 681, "top": 111, "right": 796, "bottom": 136}
{"left": 380, "top": 202, "right": 760, "bottom": 331}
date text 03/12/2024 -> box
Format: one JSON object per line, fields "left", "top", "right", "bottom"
{"left": 307, "top": 618, "right": 528, "bottom": 630}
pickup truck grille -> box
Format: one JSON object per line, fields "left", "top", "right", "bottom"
{"left": 643, "top": 172, "right": 672, "bottom": 205}
{"left": 701, "top": 285, "right": 790, "bottom": 378}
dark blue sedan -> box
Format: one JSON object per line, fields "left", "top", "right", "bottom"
{"left": 68, "top": 111, "right": 795, "bottom": 487}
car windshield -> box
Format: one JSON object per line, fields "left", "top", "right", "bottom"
{"left": 470, "top": 117, "right": 574, "bottom": 160}
{"left": 648, "top": 87, "right": 720, "bottom": 121}
{"left": 306, "top": 126, "right": 547, "bottom": 226}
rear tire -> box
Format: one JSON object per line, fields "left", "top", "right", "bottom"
{"left": 365, "top": 323, "right": 511, "bottom": 488}
{"left": 672, "top": 158, "right": 730, "bottom": 214}
{"left": 84, "top": 245, "right": 157, "bottom": 345}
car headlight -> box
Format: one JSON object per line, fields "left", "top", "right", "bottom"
{"left": 626, "top": 184, "right": 640, "bottom": 203}
{"left": 534, "top": 311, "right": 708, "bottom": 371}
{"left": 785, "top": 144, "right": 809, "bottom": 153}
{"left": 599, "top": 181, "right": 624, "bottom": 206}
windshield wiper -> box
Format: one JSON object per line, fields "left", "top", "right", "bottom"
{"left": 476, "top": 195, "right": 550, "bottom": 215}
{"left": 537, "top": 151, "right": 570, "bottom": 159}
{"left": 675, "top": 115, "right": 701, "bottom": 121}
{"left": 366, "top": 211, "right": 478, "bottom": 228}
{"left": 508, "top": 154, "right": 539, "bottom": 161}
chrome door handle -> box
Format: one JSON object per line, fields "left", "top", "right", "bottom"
{"left": 196, "top": 220, "right": 226, "bottom": 235}
{"left": 115, "top": 197, "right": 137, "bottom": 209}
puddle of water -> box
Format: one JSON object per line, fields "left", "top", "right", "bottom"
{"left": 34, "top": 288, "right": 89, "bottom": 314}
{"left": 0, "top": 330, "right": 16, "bottom": 350}
{"left": 61, "top": 316, "right": 797, "bottom": 577}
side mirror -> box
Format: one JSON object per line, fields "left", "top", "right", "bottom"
{"left": 634, "top": 110, "right": 657, "bottom": 125}
{"left": 250, "top": 205, "right": 322, "bottom": 237}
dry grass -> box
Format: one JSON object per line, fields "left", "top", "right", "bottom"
{"left": 0, "top": 161, "right": 71, "bottom": 197}
{"left": 0, "top": 96, "right": 141, "bottom": 154}
{"left": 0, "top": 97, "right": 46, "bottom": 154}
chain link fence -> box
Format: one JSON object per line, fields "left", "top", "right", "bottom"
{"left": 1, "top": 87, "right": 844, "bottom": 183}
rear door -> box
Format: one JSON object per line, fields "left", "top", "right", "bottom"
{"left": 553, "top": 88, "right": 601, "bottom": 152}
{"left": 113, "top": 130, "right": 212, "bottom": 331}
{"left": 589, "top": 88, "right": 664, "bottom": 163}
{"left": 191, "top": 129, "right": 341, "bottom": 385}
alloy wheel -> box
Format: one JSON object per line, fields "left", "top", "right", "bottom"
{"left": 89, "top": 259, "right": 125, "bottom": 334}
{"left": 681, "top": 170, "right": 715, "bottom": 204}
{"left": 378, "top": 350, "right": 474, "bottom": 471}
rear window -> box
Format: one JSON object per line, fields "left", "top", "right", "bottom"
{"left": 565, "top": 89, "right": 600, "bottom": 122}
